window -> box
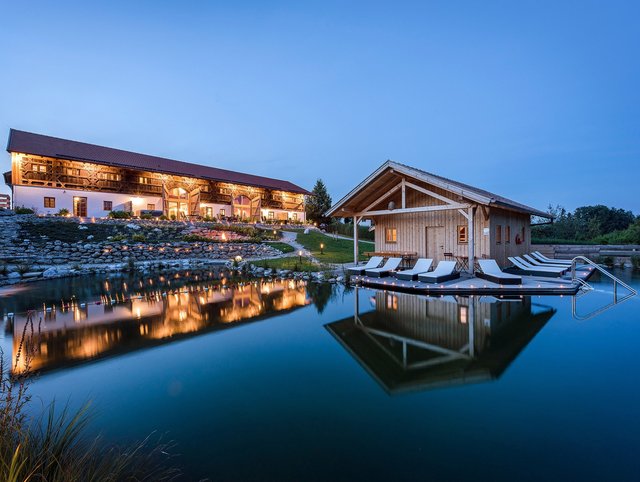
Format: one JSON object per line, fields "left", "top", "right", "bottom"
{"left": 147, "top": 203, "right": 155, "bottom": 210}
{"left": 385, "top": 228, "right": 397, "bottom": 243}
{"left": 44, "top": 197, "right": 55, "bottom": 208}
{"left": 201, "top": 184, "right": 209, "bottom": 192}
{"left": 32, "top": 164, "right": 48, "bottom": 173}
{"left": 292, "top": 213, "right": 298, "bottom": 221}
{"left": 385, "top": 293, "right": 398, "bottom": 311}
{"left": 458, "top": 305, "right": 468, "bottom": 324}
{"left": 219, "top": 209, "right": 226, "bottom": 217}
{"left": 98, "top": 172, "right": 121, "bottom": 181}
{"left": 457, "top": 225, "right": 468, "bottom": 244}
{"left": 268, "top": 211, "right": 275, "bottom": 219}
{"left": 496, "top": 225, "right": 502, "bottom": 244}
{"left": 505, "top": 226, "right": 511, "bottom": 244}
{"left": 65, "top": 168, "right": 81, "bottom": 176}
{"left": 103, "top": 201, "right": 113, "bottom": 211}
{"left": 139, "top": 176, "right": 150, "bottom": 184}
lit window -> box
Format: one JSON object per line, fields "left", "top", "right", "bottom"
{"left": 44, "top": 197, "right": 55, "bottom": 208}
{"left": 292, "top": 213, "right": 298, "bottom": 220}
{"left": 386, "top": 294, "right": 398, "bottom": 310}
{"left": 139, "top": 177, "right": 150, "bottom": 184}
{"left": 147, "top": 203, "right": 155, "bottom": 210}
{"left": 385, "top": 228, "right": 397, "bottom": 243}
{"left": 32, "top": 164, "right": 48, "bottom": 173}
{"left": 98, "top": 172, "right": 121, "bottom": 181}
{"left": 459, "top": 305, "right": 468, "bottom": 324}
{"left": 268, "top": 211, "right": 275, "bottom": 219}
{"left": 496, "top": 225, "right": 502, "bottom": 244}
{"left": 219, "top": 209, "right": 226, "bottom": 217}
{"left": 505, "top": 226, "right": 511, "bottom": 244}
{"left": 103, "top": 201, "right": 112, "bottom": 211}
{"left": 65, "top": 168, "right": 81, "bottom": 176}
{"left": 457, "top": 225, "right": 467, "bottom": 244}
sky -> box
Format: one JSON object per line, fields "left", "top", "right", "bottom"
{"left": 0, "top": 0, "right": 638, "bottom": 213}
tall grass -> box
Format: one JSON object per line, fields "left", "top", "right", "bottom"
{"left": 1, "top": 312, "right": 181, "bottom": 481}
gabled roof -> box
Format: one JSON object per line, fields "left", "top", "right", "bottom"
{"left": 327, "top": 160, "right": 551, "bottom": 218}
{"left": 6, "top": 129, "right": 310, "bottom": 195}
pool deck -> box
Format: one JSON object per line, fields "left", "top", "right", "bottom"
{"left": 354, "top": 266, "right": 596, "bottom": 296}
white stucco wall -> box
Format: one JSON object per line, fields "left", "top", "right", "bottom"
{"left": 13, "top": 186, "right": 162, "bottom": 218}
{"left": 200, "top": 203, "right": 232, "bottom": 218}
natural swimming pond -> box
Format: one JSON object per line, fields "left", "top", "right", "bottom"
{"left": 1, "top": 269, "right": 639, "bottom": 481}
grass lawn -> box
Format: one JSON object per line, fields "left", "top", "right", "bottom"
{"left": 266, "top": 242, "right": 295, "bottom": 253}
{"left": 254, "top": 256, "right": 326, "bottom": 272}
{"left": 295, "top": 230, "right": 369, "bottom": 263}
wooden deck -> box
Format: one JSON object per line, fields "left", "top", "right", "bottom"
{"left": 354, "top": 266, "right": 596, "bottom": 296}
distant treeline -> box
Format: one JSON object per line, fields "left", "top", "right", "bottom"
{"left": 327, "top": 220, "right": 375, "bottom": 241}
{"left": 532, "top": 205, "right": 640, "bottom": 245}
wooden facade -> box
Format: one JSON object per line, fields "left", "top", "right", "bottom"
{"left": 327, "top": 161, "right": 550, "bottom": 270}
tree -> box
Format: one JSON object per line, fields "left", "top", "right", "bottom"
{"left": 305, "top": 179, "right": 332, "bottom": 223}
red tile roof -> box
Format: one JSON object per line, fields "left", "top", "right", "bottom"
{"left": 6, "top": 129, "right": 310, "bottom": 194}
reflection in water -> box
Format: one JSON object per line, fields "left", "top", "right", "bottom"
{"left": 326, "top": 288, "right": 556, "bottom": 394}
{"left": 12, "top": 279, "right": 310, "bottom": 374}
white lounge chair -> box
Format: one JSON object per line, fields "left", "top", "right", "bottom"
{"left": 531, "top": 251, "right": 573, "bottom": 266}
{"left": 508, "top": 256, "right": 567, "bottom": 276}
{"left": 394, "top": 258, "right": 433, "bottom": 281}
{"left": 365, "top": 257, "right": 403, "bottom": 278}
{"left": 347, "top": 256, "right": 384, "bottom": 276}
{"left": 418, "top": 261, "right": 459, "bottom": 284}
{"left": 477, "top": 259, "right": 522, "bottom": 285}
{"left": 523, "top": 254, "right": 570, "bottom": 269}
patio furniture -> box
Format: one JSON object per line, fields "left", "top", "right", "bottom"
{"left": 417, "top": 261, "right": 459, "bottom": 284}
{"left": 365, "top": 257, "right": 403, "bottom": 278}
{"left": 531, "top": 251, "right": 573, "bottom": 266}
{"left": 347, "top": 256, "right": 384, "bottom": 276}
{"left": 394, "top": 258, "right": 433, "bottom": 281}
{"left": 477, "top": 259, "right": 522, "bottom": 285}
{"left": 508, "top": 256, "right": 568, "bottom": 277}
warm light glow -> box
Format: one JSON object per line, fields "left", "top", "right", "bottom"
{"left": 131, "top": 197, "right": 144, "bottom": 206}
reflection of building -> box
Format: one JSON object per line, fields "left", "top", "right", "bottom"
{"left": 5, "top": 129, "right": 308, "bottom": 221}
{"left": 326, "top": 289, "right": 556, "bottom": 394}
{"left": 13, "top": 280, "right": 310, "bottom": 374}
{"left": 0, "top": 193, "right": 9, "bottom": 209}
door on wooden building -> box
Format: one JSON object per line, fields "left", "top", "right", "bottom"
{"left": 425, "top": 226, "right": 445, "bottom": 262}
{"left": 73, "top": 196, "right": 87, "bottom": 217}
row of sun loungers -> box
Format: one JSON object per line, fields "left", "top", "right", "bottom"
{"left": 349, "top": 251, "right": 576, "bottom": 285}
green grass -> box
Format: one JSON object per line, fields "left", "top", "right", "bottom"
{"left": 267, "top": 242, "right": 295, "bottom": 253}
{"left": 295, "top": 230, "right": 368, "bottom": 263}
{"left": 254, "top": 256, "right": 326, "bottom": 272}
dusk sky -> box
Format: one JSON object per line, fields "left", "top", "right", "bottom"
{"left": 1, "top": 0, "right": 638, "bottom": 212}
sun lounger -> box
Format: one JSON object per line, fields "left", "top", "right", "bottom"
{"left": 477, "top": 259, "right": 522, "bottom": 285}
{"left": 508, "top": 256, "right": 567, "bottom": 277}
{"left": 365, "top": 257, "right": 403, "bottom": 278}
{"left": 417, "top": 261, "right": 459, "bottom": 284}
{"left": 531, "top": 251, "right": 573, "bottom": 266}
{"left": 394, "top": 258, "right": 433, "bottom": 281}
{"left": 523, "top": 254, "right": 571, "bottom": 269}
{"left": 347, "top": 256, "right": 384, "bottom": 276}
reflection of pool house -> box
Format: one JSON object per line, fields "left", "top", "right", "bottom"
{"left": 326, "top": 289, "right": 556, "bottom": 394}
{"left": 4, "top": 129, "right": 309, "bottom": 221}
{"left": 327, "top": 161, "right": 551, "bottom": 269}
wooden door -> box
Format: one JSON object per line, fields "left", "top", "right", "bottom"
{"left": 426, "top": 226, "right": 445, "bottom": 262}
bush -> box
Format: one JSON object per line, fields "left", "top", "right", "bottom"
{"left": 110, "top": 234, "right": 127, "bottom": 242}
{"left": 631, "top": 256, "right": 640, "bottom": 271}
{"left": 140, "top": 214, "right": 153, "bottom": 220}
{"left": 14, "top": 206, "right": 35, "bottom": 215}
{"left": 601, "top": 256, "right": 614, "bottom": 268}
{"left": 108, "top": 210, "right": 132, "bottom": 219}
{"left": 16, "top": 263, "right": 32, "bottom": 275}
{"left": 182, "top": 234, "right": 211, "bottom": 242}
{"left": 56, "top": 208, "right": 70, "bottom": 216}
{"left": 160, "top": 215, "right": 169, "bottom": 220}
{"left": 132, "top": 234, "right": 146, "bottom": 242}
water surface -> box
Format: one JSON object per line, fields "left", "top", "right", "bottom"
{"left": 1, "top": 270, "right": 638, "bottom": 481}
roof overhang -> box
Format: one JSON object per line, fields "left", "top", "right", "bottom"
{"left": 3, "top": 171, "right": 12, "bottom": 187}
{"left": 326, "top": 160, "right": 552, "bottom": 219}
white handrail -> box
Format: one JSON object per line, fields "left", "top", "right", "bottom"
{"left": 570, "top": 255, "right": 637, "bottom": 297}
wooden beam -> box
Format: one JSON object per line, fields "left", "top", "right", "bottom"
{"left": 360, "top": 183, "right": 402, "bottom": 215}
{"left": 481, "top": 205, "right": 490, "bottom": 221}
{"left": 358, "top": 203, "right": 470, "bottom": 217}
{"left": 458, "top": 209, "right": 469, "bottom": 220}
{"left": 467, "top": 206, "right": 475, "bottom": 274}
{"left": 401, "top": 178, "right": 406, "bottom": 209}
{"left": 353, "top": 216, "right": 359, "bottom": 265}
{"left": 404, "top": 181, "right": 459, "bottom": 205}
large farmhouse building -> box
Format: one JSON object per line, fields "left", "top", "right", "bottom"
{"left": 327, "top": 161, "right": 551, "bottom": 269}
{"left": 4, "top": 129, "right": 309, "bottom": 221}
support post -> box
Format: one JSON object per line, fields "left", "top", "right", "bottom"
{"left": 401, "top": 178, "right": 406, "bottom": 209}
{"left": 353, "top": 216, "right": 359, "bottom": 265}
{"left": 467, "top": 206, "right": 475, "bottom": 274}
{"left": 468, "top": 297, "right": 475, "bottom": 357}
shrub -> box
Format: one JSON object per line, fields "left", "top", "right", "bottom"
{"left": 0, "top": 263, "right": 7, "bottom": 276}
{"left": 631, "top": 256, "right": 640, "bottom": 271}
{"left": 601, "top": 256, "right": 614, "bottom": 268}
{"left": 159, "top": 215, "right": 169, "bottom": 220}
{"left": 14, "top": 206, "right": 35, "bottom": 215}
{"left": 170, "top": 214, "right": 176, "bottom": 221}
{"left": 132, "top": 234, "right": 146, "bottom": 242}
{"left": 140, "top": 214, "right": 153, "bottom": 220}
{"left": 183, "top": 234, "right": 211, "bottom": 243}
{"left": 16, "top": 263, "right": 32, "bottom": 275}
{"left": 56, "top": 208, "right": 70, "bottom": 216}
{"left": 108, "top": 210, "right": 132, "bottom": 219}
{"left": 110, "top": 234, "right": 127, "bottom": 242}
